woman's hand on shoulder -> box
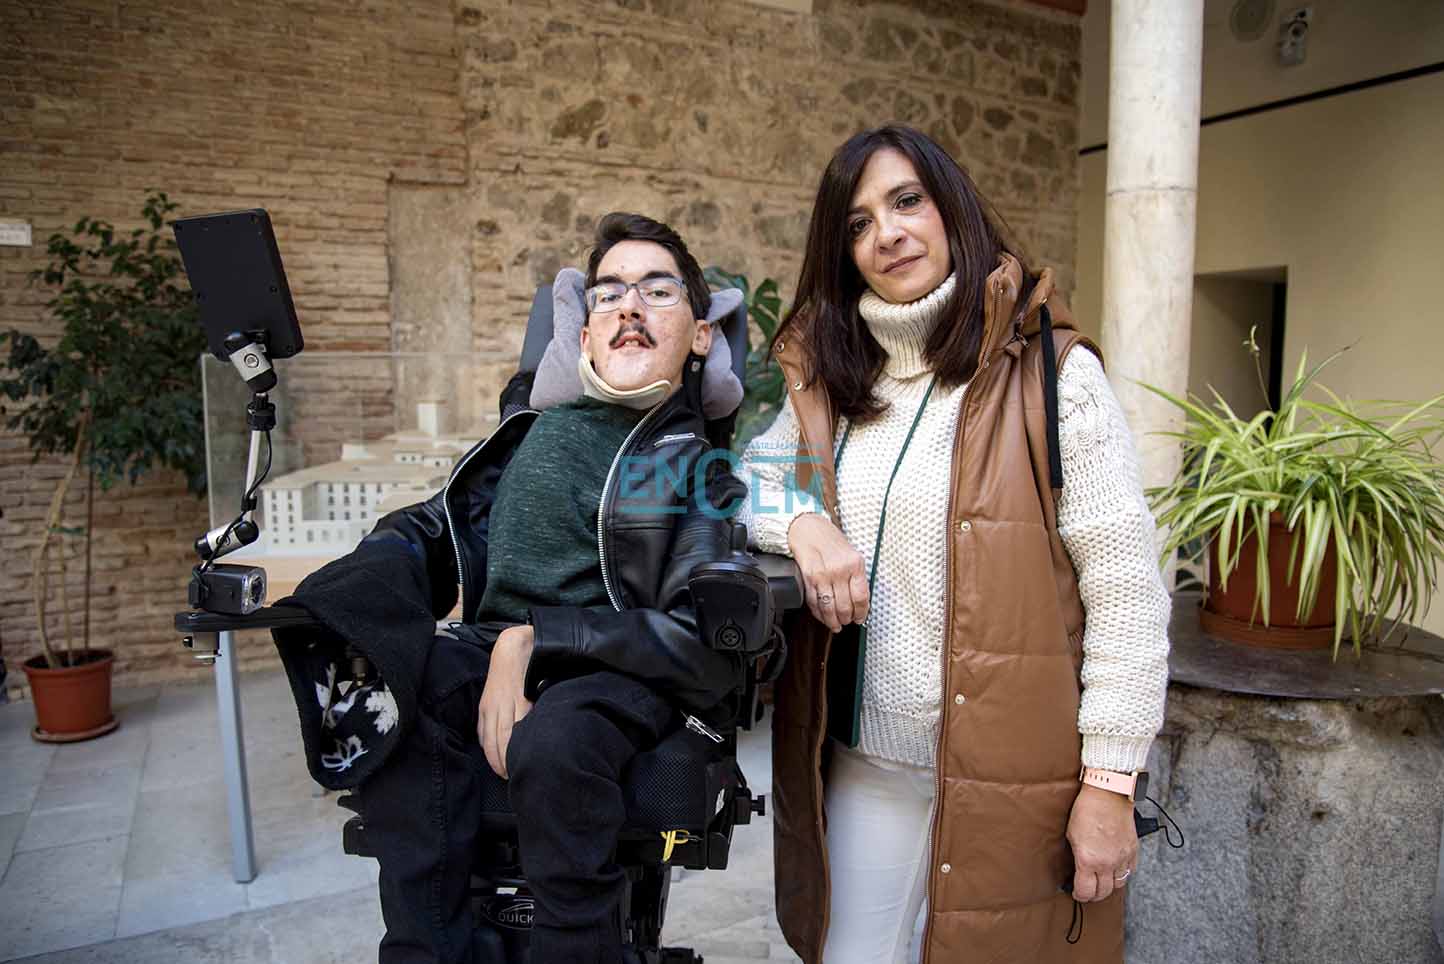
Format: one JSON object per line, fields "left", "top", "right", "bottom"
{"left": 787, "top": 513, "right": 868, "bottom": 633}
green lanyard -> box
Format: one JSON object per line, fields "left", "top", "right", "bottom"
{"left": 833, "top": 374, "right": 939, "bottom": 607}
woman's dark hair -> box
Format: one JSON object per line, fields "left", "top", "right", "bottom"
{"left": 779, "top": 124, "right": 1033, "bottom": 420}
{"left": 585, "top": 211, "right": 711, "bottom": 321}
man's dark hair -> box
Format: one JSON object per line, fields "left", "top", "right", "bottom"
{"left": 585, "top": 212, "right": 712, "bottom": 321}
{"left": 777, "top": 124, "right": 1034, "bottom": 421}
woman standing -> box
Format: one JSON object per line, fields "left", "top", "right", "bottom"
{"left": 738, "top": 125, "right": 1170, "bottom": 963}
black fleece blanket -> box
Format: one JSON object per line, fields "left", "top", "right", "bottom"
{"left": 270, "top": 532, "right": 446, "bottom": 790}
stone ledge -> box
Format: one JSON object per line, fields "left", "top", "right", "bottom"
{"left": 1127, "top": 682, "right": 1444, "bottom": 964}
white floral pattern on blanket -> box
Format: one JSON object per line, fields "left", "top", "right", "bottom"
{"left": 365, "top": 688, "right": 399, "bottom": 733}
{"left": 314, "top": 660, "right": 400, "bottom": 771}
{"left": 322, "top": 734, "right": 368, "bottom": 772}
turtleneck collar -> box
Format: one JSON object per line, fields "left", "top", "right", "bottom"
{"left": 857, "top": 272, "right": 955, "bottom": 379}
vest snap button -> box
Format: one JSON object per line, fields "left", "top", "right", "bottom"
{"left": 957, "top": 520, "right": 972, "bottom": 532}
{"left": 954, "top": 693, "right": 966, "bottom": 705}
{"left": 941, "top": 862, "right": 952, "bottom": 874}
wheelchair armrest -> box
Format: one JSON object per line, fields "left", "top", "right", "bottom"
{"left": 752, "top": 552, "right": 802, "bottom": 612}
{"left": 687, "top": 528, "right": 801, "bottom": 656}
{"left": 174, "top": 604, "right": 320, "bottom": 635}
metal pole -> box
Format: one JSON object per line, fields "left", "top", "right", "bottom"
{"left": 212, "top": 629, "right": 257, "bottom": 882}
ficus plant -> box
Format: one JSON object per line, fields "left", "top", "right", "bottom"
{"left": 0, "top": 192, "right": 206, "bottom": 668}
{"left": 1146, "top": 331, "right": 1444, "bottom": 656}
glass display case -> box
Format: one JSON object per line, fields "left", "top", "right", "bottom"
{"left": 200, "top": 350, "right": 514, "bottom": 597}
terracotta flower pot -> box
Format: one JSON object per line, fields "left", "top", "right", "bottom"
{"left": 22, "top": 649, "right": 118, "bottom": 743}
{"left": 1201, "top": 513, "right": 1339, "bottom": 650}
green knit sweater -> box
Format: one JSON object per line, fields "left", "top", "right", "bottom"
{"left": 475, "top": 398, "right": 646, "bottom": 623}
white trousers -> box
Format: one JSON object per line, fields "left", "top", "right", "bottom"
{"left": 821, "top": 741, "right": 937, "bottom": 964}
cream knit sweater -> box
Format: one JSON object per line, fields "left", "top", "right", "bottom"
{"left": 736, "top": 275, "right": 1171, "bottom": 772}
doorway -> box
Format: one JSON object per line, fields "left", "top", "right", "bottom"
{"left": 1189, "top": 267, "right": 1287, "bottom": 419}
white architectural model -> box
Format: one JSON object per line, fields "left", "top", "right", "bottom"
{"left": 253, "top": 401, "right": 480, "bottom": 557}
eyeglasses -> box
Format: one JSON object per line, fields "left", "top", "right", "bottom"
{"left": 585, "top": 276, "right": 686, "bottom": 312}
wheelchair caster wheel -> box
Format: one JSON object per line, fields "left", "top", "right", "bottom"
{"left": 654, "top": 949, "right": 701, "bottom": 963}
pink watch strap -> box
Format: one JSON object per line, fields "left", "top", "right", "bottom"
{"left": 1080, "top": 766, "right": 1138, "bottom": 799}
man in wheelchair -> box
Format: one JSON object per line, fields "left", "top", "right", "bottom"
{"left": 273, "top": 213, "right": 766, "bottom": 964}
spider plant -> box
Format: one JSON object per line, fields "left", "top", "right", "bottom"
{"left": 1146, "top": 333, "right": 1444, "bottom": 656}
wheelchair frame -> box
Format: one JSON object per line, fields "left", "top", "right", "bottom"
{"left": 177, "top": 548, "right": 800, "bottom": 963}
{"left": 175, "top": 272, "right": 801, "bottom": 960}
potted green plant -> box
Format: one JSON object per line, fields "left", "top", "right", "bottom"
{"left": 703, "top": 266, "right": 787, "bottom": 454}
{"left": 1146, "top": 332, "right": 1444, "bottom": 656}
{"left": 1, "top": 192, "right": 206, "bottom": 740}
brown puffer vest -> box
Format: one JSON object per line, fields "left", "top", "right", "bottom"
{"left": 769, "top": 255, "right": 1126, "bottom": 964}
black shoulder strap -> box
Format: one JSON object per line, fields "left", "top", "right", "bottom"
{"left": 1040, "top": 304, "right": 1063, "bottom": 491}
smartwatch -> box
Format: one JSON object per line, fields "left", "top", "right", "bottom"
{"left": 1080, "top": 766, "right": 1149, "bottom": 803}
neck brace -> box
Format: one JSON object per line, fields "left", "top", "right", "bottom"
{"left": 577, "top": 353, "right": 673, "bottom": 410}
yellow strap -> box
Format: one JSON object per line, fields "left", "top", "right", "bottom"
{"left": 659, "top": 830, "right": 693, "bottom": 862}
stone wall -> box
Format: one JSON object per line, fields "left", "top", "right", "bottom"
{"left": 457, "top": 0, "right": 1083, "bottom": 364}
{"left": 1130, "top": 685, "right": 1444, "bottom": 963}
{"left": 1, "top": 0, "right": 1081, "bottom": 689}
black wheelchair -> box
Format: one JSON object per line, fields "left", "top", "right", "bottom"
{"left": 177, "top": 282, "right": 801, "bottom": 963}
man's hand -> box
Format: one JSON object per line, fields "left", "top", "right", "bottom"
{"left": 1066, "top": 783, "right": 1140, "bottom": 902}
{"left": 477, "top": 625, "right": 535, "bottom": 779}
{"left": 787, "top": 513, "right": 869, "bottom": 633}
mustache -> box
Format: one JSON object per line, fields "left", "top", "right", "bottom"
{"left": 609, "top": 321, "right": 657, "bottom": 349}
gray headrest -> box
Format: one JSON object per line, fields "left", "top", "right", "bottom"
{"left": 528, "top": 267, "right": 745, "bottom": 417}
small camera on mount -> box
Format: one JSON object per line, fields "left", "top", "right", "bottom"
{"left": 173, "top": 209, "right": 301, "bottom": 620}
{"left": 189, "top": 564, "right": 267, "bottom": 616}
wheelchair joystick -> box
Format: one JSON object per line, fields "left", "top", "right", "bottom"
{"left": 687, "top": 522, "right": 773, "bottom": 655}
{"left": 728, "top": 519, "right": 747, "bottom": 553}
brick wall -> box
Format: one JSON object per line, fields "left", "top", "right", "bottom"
{"left": 1, "top": 0, "right": 1080, "bottom": 690}
{"left": 0, "top": 0, "right": 466, "bottom": 688}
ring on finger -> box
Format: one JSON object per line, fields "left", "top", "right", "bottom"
{"left": 1113, "top": 868, "right": 1133, "bottom": 883}
{"left": 817, "top": 592, "right": 833, "bottom": 605}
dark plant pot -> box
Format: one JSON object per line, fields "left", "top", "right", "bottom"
{"left": 22, "top": 649, "right": 118, "bottom": 743}
{"left": 1201, "top": 514, "right": 1339, "bottom": 650}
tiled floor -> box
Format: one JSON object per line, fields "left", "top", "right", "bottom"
{"left": 0, "top": 668, "right": 796, "bottom": 963}
{"left": 0, "top": 669, "right": 379, "bottom": 962}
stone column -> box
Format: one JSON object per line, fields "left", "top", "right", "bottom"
{"left": 1099, "top": 0, "right": 1205, "bottom": 491}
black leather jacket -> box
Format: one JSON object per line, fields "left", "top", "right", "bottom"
{"left": 369, "top": 360, "right": 748, "bottom": 715}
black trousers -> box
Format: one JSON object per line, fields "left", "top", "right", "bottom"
{"left": 362, "top": 626, "right": 676, "bottom": 964}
